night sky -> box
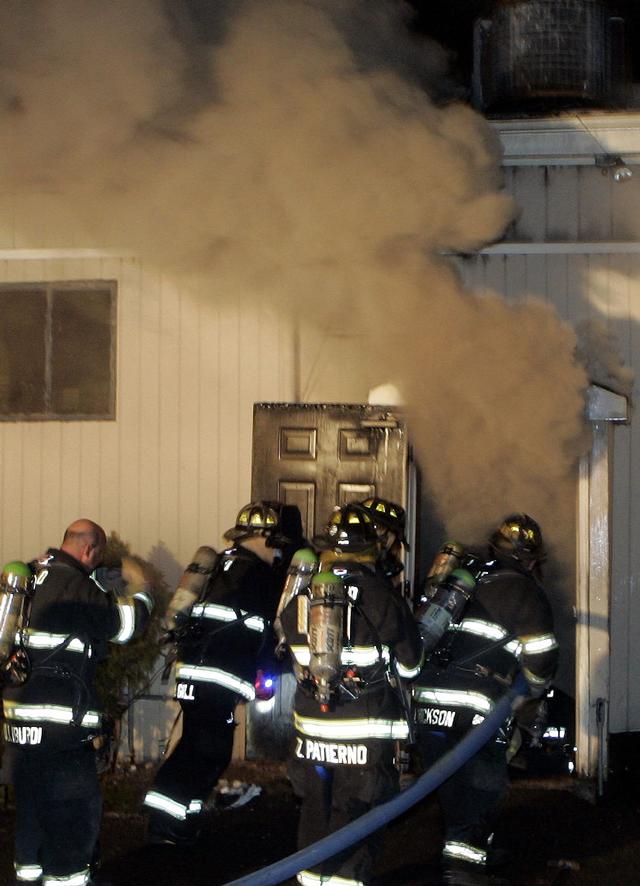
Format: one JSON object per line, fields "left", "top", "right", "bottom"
{"left": 406, "top": 0, "right": 640, "bottom": 92}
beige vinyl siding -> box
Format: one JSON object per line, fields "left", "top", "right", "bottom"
{"left": 0, "top": 254, "right": 297, "bottom": 590}
{"left": 461, "top": 159, "right": 640, "bottom": 732}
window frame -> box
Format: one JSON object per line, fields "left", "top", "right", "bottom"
{"left": 0, "top": 279, "right": 117, "bottom": 421}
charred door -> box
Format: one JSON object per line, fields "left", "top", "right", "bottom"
{"left": 246, "top": 402, "right": 416, "bottom": 759}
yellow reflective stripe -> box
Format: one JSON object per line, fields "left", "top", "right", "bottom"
{"left": 443, "top": 841, "right": 487, "bottom": 865}
{"left": 297, "top": 870, "right": 365, "bottom": 886}
{"left": 3, "top": 701, "right": 100, "bottom": 729}
{"left": 175, "top": 662, "right": 255, "bottom": 700}
{"left": 294, "top": 711, "right": 408, "bottom": 741}
{"left": 521, "top": 633, "right": 558, "bottom": 654}
{"left": 412, "top": 687, "right": 494, "bottom": 714}
{"left": 190, "top": 603, "right": 265, "bottom": 632}
{"left": 20, "top": 630, "right": 89, "bottom": 654}
{"left": 112, "top": 599, "right": 135, "bottom": 643}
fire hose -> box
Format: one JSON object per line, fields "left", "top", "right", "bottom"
{"left": 223, "top": 672, "right": 529, "bottom": 886}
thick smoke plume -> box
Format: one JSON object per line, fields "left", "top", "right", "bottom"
{"left": 0, "top": 0, "right": 588, "bottom": 565}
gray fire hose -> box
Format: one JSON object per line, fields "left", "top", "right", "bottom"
{"left": 223, "top": 673, "right": 528, "bottom": 886}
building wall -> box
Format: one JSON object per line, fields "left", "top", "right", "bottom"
{"left": 459, "top": 162, "right": 640, "bottom": 734}
{"left": 0, "top": 253, "right": 297, "bottom": 579}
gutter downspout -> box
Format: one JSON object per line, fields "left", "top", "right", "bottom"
{"left": 575, "top": 385, "right": 628, "bottom": 791}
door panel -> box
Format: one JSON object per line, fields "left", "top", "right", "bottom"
{"left": 247, "top": 402, "right": 415, "bottom": 760}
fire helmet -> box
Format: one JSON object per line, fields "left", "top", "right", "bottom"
{"left": 224, "top": 501, "right": 303, "bottom": 549}
{"left": 355, "top": 497, "right": 408, "bottom": 547}
{"left": 313, "top": 504, "right": 379, "bottom": 554}
{"left": 489, "top": 514, "right": 545, "bottom": 567}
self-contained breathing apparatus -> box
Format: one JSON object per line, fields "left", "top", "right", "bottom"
{"left": 0, "top": 560, "right": 35, "bottom": 686}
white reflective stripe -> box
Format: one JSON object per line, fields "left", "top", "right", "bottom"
{"left": 187, "top": 799, "right": 204, "bottom": 814}
{"left": 3, "top": 701, "right": 101, "bottom": 728}
{"left": 289, "top": 645, "right": 389, "bottom": 668}
{"left": 455, "top": 618, "right": 507, "bottom": 643}
{"left": 505, "top": 639, "right": 522, "bottom": 656}
{"left": 523, "top": 667, "right": 548, "bottom": 686}
{"left": 396, "top": 658, "right": 423, "bottom": 679}
{"left": 297, "top": 869, "right": 365, "bottom": 886}
{"left": 15, "top": 864, "right": 43, "bottom": 882}
{"left": 443, "top": 840, "right": 487, "bottom": 865}
{"left": 294, "top": 712, "right": 408, "bottom": 741}
{"left": 112, "top": 599, "right": 136, "bottom": 643}
{"left": 413, "top": 687, "right": 494, "bottom": 714}
{"left": 341, "top": 645, "right": 390, "bottom": 666}
{"left": 143, "top": 790, "right": 188, "bottom": 820}
{"left": 291, "top": 645, "right": 311, "bottom": 666}
{"left": 522, "top": 633, "right": 558, "bottom": 654}
{"left": 20, "top": 631, "right": 89, "bottom": 654}
{"left": 190, "top": 603, "right": 265, "bottom": 632}
{"left": 133, "top": 590, "right": 154, "bottom": 613}
{"left": 89, "top": 572, "right": 109, "bottom": 593}
{"left": 175, "top": 663, "right": 255, "bottom": 700}
{"left": 43, "top": 867, "right": 91, "bottom": 885}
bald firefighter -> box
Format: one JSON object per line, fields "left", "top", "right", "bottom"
{"left": 3, "top": 519, "right": 153, "bottom": 886}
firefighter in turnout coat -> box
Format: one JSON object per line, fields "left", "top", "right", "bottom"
{"left": 413, "top": 515, "right": 559, "bottom": 886}
{"left": 144, "top": 501, "right": 303, "bottom": 846}
{"left": 3, "top": 519, "right": 153, "bottom": 886}
{"left": 280, "top": 505, "right": 423, "bottom": 886}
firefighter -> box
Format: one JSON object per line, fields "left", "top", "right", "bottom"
{"left": 143, "top": 500, "right": 303, "bottom": 846}
{"left": 412, "top": 514, "right": 559, "bottom": 886}
{"left": 3, "top": 518, "right": 154, "bottom": 886}
{"left": 354, "top": 497, "right": 409, "bottom": 589}
{"left": 280, "top": 504, "right": 423, "bottom": 886}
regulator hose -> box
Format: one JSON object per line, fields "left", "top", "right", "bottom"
{"left": 223, "top": 673, "right": 529, "bottom": 886}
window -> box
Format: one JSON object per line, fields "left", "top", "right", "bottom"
{"left": 0, "top": 281, "right": 116, "bottom": 420}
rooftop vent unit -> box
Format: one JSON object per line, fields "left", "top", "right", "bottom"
{"left": 473, "top": 0, "right": 628, "bottom": 114}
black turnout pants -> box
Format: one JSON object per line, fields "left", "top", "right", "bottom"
{"left": 146, "top": 693, "right": 236, "bottom": 844}
{"left": 418, "top": 728, "right": 509, "bottom": 869}
{"left": 11, "top": 742, "right": 102, "bottom": 883}
{"left": 292, "top": 745, "right": 399, "bottom": 885}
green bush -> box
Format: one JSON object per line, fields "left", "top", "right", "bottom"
{"left": 94, "top": 532, "right": 170, "bottom": 725}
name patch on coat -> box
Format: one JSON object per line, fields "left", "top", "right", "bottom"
{"left": 295, "top": 737, "right": 368, "bottom": 765}
{"left": 416, "top": 707, "right": 456, "bottom": 728}
{"left": 176, "top": 682, "right": 196, "bottom": 701}
{"left": 3, "top": 724, "right": 43, "bottom": 745}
